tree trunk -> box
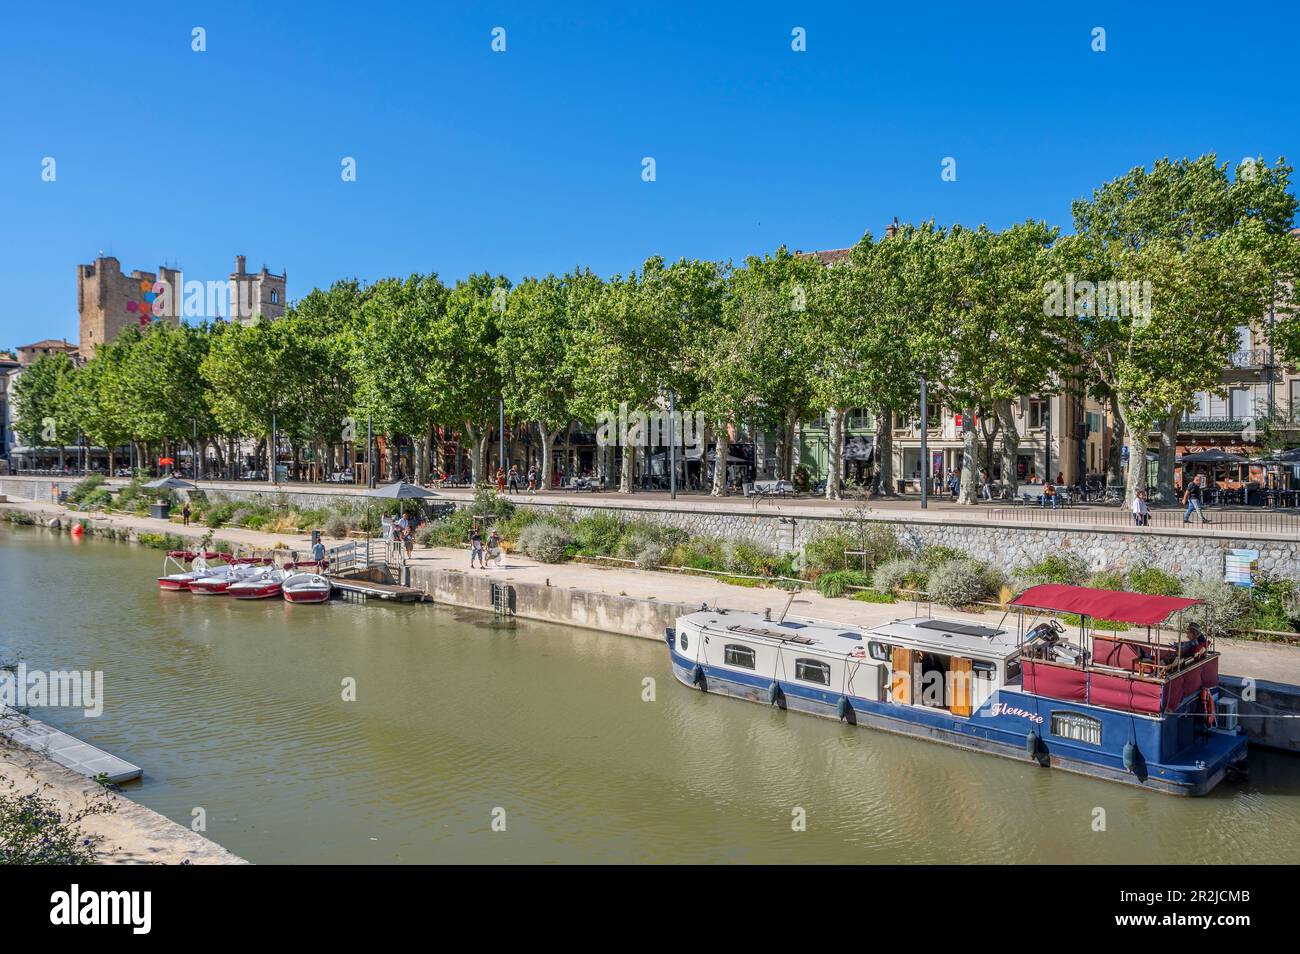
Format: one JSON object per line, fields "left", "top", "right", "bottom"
{"left": 1156, "top": 413, "right": 1178, "bottom": 504}
{"left": 711, "top": 424, "right": 729, "bottom": 497}
{"left": 1119, "top": 403, "right": 1149, "bottom": 505}
{"left": 958, "top": 412, "right": 978, "bottom": 504}
{"left": 825, "top": 407, "right": 844, "bottom": 500}
{"left": 778, "top": 406, "right": 797, "bottom": 481}
{"left": 464, "top": 421, "right": 482, "bottom": 484}
{"left": 1105, "top": 393, "right": 1125, "bottom": 491}
{"left": 871, "top": 407, "right": 895, "bottom": 497}
{"left": 538, "top": 422, "right": 558, "bottom": 491}
{"left": 994, "top": 398, "right": 1019, "bottom": 500}
{"left": 619, "top": 443, "right": 635, "bottom": 493}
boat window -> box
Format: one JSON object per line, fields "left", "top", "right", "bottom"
{"left": 724, "top": 644, "right": 757, "bottom": 669}
{"left": 1005, "top": 658, "right": 1021, "bottom": 681}
{"left": 837, "top": 632, "right": 862, "bottom": 641}
{"left": 678, "top": 632, "right": 688, "bottom": 652}
{"left": 795, "top": 658, "right": 831, "bottom": 685}
{"left": 1050, "top": 711, "right": 1102, "bottom": 745}
{"left": 868, "top": 641, "right": 890, "bottom": 662}
{"left": 971, "top": 660, "right": 996, "bottom": 673}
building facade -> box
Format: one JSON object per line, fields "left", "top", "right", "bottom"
{"left": 229, "top": 255, "right": 287, "bottom": 325}
{"left": 77, "top": 255, "right": 181, "bottom": 359}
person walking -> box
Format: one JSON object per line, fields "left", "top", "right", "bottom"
{"left": 1183, "top": 474, "right": 1210, "bottom": 524}
{"left": 979, "top": 468, "right": 993, "bottom": 501}
{"left": 1132, "top": 489, "right": 1150, "bottom": 527}
{"left": 507, "top": 465, "right": 520, "bottom": 493}
{"left": 495, "top": 467, "right": 506, "bottom": 494}
{"left": 469, "top": 526, "right": 485, "bottom": 568}
{"left": 527, "top": 464, "right": 537, "bottom": 494}
{"left": 182, "top": 502, "right": 191, "bottom": 526}
{"left": 487, "top": 529, "right": 503, "bottom": 569}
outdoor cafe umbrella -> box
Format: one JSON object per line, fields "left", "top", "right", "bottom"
{"left": 142, "top": 476, "right": 199, "bottom": 491}
{"left": 364, "top": 481, "right": 440, "bottom": 500}
{"left": 1176, "top": 449, "right": 1248, "bottom": 464}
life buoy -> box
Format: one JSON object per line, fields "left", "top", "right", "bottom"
{"left": 1200, "top": 688, "right": 1216, "bottom": 728}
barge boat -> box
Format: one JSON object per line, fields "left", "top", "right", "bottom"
{"left": 667, "top": 584, "right": 1247, "bottom": 795}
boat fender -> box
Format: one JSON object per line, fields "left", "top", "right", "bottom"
{"left": 691, "top": 664, "right": 706, "bottom": 690}
{"left": 1122, "top": 741, "right": 1137, "bottom": 773}
{"left": 1025, "top": 732, "right": 1039, "bottom": 757}
{"left": 836, "top": 697, "right": 850, "bottom": 721}
{"left": 768, "top": 682, "right": 782, "bottom": 706}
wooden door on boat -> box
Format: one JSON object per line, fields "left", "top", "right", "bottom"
{"left": 950, "top": 656, "right": 972, "bottom": 716}
{"left": 890, "top": 647, "right": 915, "bottom": 703}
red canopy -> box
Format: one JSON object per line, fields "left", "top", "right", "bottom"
{"left": 1011, "top": 584, "right": 1201, "bottom": 626}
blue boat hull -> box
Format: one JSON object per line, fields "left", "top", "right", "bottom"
{"left": 666, "top": 633, "right": 1246, "bottom": 796}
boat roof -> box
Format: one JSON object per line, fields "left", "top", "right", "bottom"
{"left": 685, "top": 611, "right": 1019, "bottom": 660}
{"left": 1011, "top": 584, "right": 1201, "bottom": 626}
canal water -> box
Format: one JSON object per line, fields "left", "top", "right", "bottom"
{"left": 2, "top": 525, "right": 1298, "bottom": 864}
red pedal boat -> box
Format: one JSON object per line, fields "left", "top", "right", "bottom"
{"left": 282, "top": 572, "right": 332, "bottom": 604}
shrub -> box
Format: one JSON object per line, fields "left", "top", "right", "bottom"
{"left": 803, "top": 532, "right": 855, "bottom": 576}
{"left": 65, "top": 474, "right": 106, "bottom": 506}
{"left": 1126, "top": 564, "right": 1183, "bottom": 597}
{"left": 666, "top": 537, "right": 725, "bottom": 571}
{"left": 1089, "top": 569, "right": 1127, "bottom": 592}
{"left": 724, "top": 541, "right": 780, "bottom": 576}
{"left": 204, "top": 502, "right": 237, "bottom": 528}
{"left": 574, "top": 513, "right": 626, "bottom": 554}
{"left": 1246, "top": 576, "right": 1300, "bottom": 634}
{"left": 323, "top": 514, "right": 353, "bottom": 539}
{"left": 1181, "top": 579, "right": 1253, "bottom": 638}
{"left": 517, "top": 521, "right": 574, "bottom": 563}
{"left": 873, "top": 557, "right": 926, "bottom": 594}
{"left": 0, "top": 788, "right": 113, "bottom": 864}
{"left": 1016, "top": 551, "right": 1089, "bottom": 586}
{"left": 928, "top": 558, "right": 999, "bottom": 607}
{"left": 80, "top": 487, "right": 113, "bottom": 510}
{"left": 853, "top": 589, "right": 896, "bottom": 604}
{"left": 917, "top": 545, "right": 970, "bottom": 569}
{"left": 815, "top": 569, "right": 870, "bottom": 598}
{"left": 619, "top": 529, "right": 667, "bottom": 567}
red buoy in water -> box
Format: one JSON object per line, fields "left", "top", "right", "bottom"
{"left": 70, "top": 524, "right": 84, "bottom": 537}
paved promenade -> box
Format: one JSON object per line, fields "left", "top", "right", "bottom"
{"left": 5, "top": 494, "right": 1299, "bottom": 686}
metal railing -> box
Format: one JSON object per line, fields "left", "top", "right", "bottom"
{"left": 986, "top": 506, "right": 1300, "bottom": 536}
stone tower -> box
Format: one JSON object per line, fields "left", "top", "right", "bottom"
{"left": 77, "top": 256, "right": 181, "bottom": 360}
{"left": 229, "top": 255, "right": 287, "bottom": 325}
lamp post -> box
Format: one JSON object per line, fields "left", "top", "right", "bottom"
{"left": 919, "top": 373, "right": 929, "bottom": 510}
{"left": 669, "top": 388, "right": 677, "bottom": 500}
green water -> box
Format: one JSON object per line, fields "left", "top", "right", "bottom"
{"left": 1, "top": 525, "right": 1298, "bottom": 864}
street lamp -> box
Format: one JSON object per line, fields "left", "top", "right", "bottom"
{"left": 919, "top": 373, "right": 929, "bottom": 510}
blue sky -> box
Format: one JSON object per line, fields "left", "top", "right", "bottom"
{"left": 1, "top": 1, "right": 1296, "bottom": 346}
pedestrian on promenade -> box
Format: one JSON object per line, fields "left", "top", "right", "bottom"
{"left": 487, "top": 529, "right": 503, "bottom": 569}
{"left": 527, "top": 465, "right": 537, "bottom": 494}
{"left": 1183, "top": 475, "right": 1210, "bottom": 524}
{"left": 1132, "top": 489, "right": 1150, "bottom": 527}
{"left": 1041, "top": 481, "right": 1059, "bottom": 509}
{"left": 495, "top": 467, "right": 506, "bottom": 494}
{"left": 403, "top": 522, "right": 415, "bottom": 563}
{"left": 182, "top": 502, "right": 191, "bottom": 526}
{"left": 469, "top": 526, "right": 485, "bottom": 568}
{"left": 979, "top": 468, "right": 993, "bottom": 501}
{"left": 508, "top": 465, "right": 521, "bottom": 493}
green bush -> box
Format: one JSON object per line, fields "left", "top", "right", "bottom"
{"left": 853, "top": 589, "right": 896, "bottom": 604}
{"left": 323, "top": 514, "right": 353, "bottom": 539}
{"left": 517, "top": 521, "right": 574, "bottom": 563}
{"left": 1089, "top": 569, "right": 1127, "bottom": 591}
{"left": 815, "top": 569, "right": 870, "bottom": 598}
{"left": 927, "top": 558, "right": 1000, "bottom": 607}
{"left": 1016, "top": 551, "right": 1089, "bottom": 586}
{"left": 873, "top": 557, "right": 926, "bottom": 594}
{"left": 666, "top": 537, "right": 725, "bottom": 571}
{"left": 724, "top": 540, "right": 780, "bottom": 576}
{"left": 65, "top": 473, "right": 106, "bottom": 506}
{"left": 1181, "top": 579, "right": 1253, "bottom": 638}
{"left": 573, "top": 512, "right": 624, "bottom": 554}
{"left": 80, "top": 487, "right": 113, "bottom": 510}
{"left": 0, "top": 788, "right": 113, "bottom": 864}
{"left": 803, "top": 532, "right": 856, "bottom": 576}
{"left": 1247, "top": 576, "right": 1300, "bottom": 633}
{"left": 1126, "top": 564, "right": 1182, "bottom": 596}
{"left": 917, "top": 545, "right": 970, "bottom": 569}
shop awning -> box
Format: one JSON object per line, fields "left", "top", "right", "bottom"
{"left": 1011, "top": 584, "right": 1201, "bottom": 626}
